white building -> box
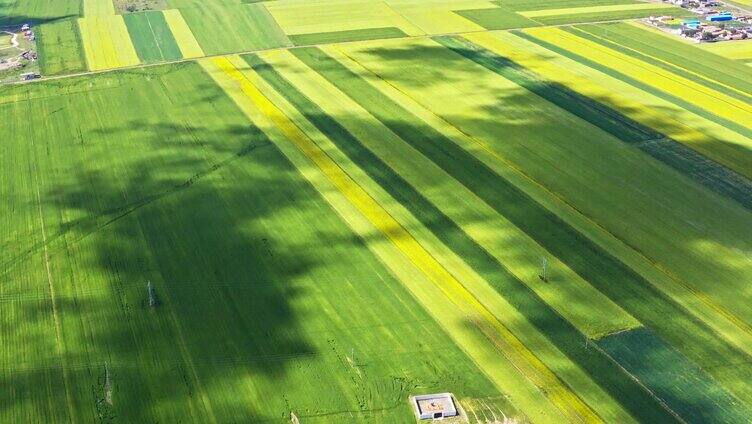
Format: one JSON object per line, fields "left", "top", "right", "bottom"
{"left": 411, "top": 393, "right": 459, "bottom": 420}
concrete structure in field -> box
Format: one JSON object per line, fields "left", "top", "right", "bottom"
{"left": 410, "top": 393, "right": 458, "bottom": 420}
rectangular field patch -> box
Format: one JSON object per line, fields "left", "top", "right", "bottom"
{"left": 699, "top": 39, "right": 752, "bottom": 61}
{"left": 455, "top": 7, "right": 540, "bottom": 30}
{"left": 37, "top": 18, "right": 87, "bottom": 75}
{"left": 266, "top": 0, "right": 423, "bottom": 37}
{"left": 518, "top": 2, "right": 675, "bottom": 18}
{"left": 289, "top": 27, "right": 407, "bottom": 46}
{"left": 83, "top": 0, "right": 116, "bottom": 16}
{"left": 124, "top": 11, "right": 182, "bottom": 63}
{"left": 179, "top": 3, "right": 291, "bottom": 55}
{"left": 163, "top": 8, "right": 204, "bottom": 58}
{"left": 78, "top": 15, "right": 140, "bottom": 70}
{"left": 397, "top": 10, "right": 487, "bottom": 34}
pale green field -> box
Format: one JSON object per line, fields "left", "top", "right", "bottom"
{"left": 699, "top": 39, "right": 752, "bottom": 60}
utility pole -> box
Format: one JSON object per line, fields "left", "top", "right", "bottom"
{"left": 539, "top": 257, "right": 548, "bottom": 282}
{"left": 147, "top": 281, "right": 157, "bottom": 308}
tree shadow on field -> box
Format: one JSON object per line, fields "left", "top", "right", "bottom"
{"left": 0, "top": 63, "right": 330, "bottom": 422}
{"left": 0, "top": 14, "right": 76, "bottom": 27}
{"left": 350, "top": 41, "right": 752, "bottom": 268}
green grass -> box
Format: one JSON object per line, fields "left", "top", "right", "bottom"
{"left": 0, "top": 62, "right": 513, "bottom": 423}
{"left": 5, "top": 1, "right": 752, "bottom": 421}
{"left": 599, "top": 328, "right": 751, "bottom": 422}
{"left": 36, "top": 18, "right": 87, "bottom": 75}
{"left": 124, "top": 11, "right": 182, "bottom": 63}
{"left": 247, "top": 49, "right": 689, "bottom": 423}
{"left": 289, "top": 27, "right": 407, "bottom": 46}
{"left": 179, "top": 3, "right": 290, "bottom": 55}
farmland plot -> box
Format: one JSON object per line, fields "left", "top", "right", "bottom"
{"left": 245, "top": 48, "right": 683, "bottom": 423}
{"left": 179, "top": 3, "right": 290, "bottom": 55}
{"left": 521, "top": 27, "right": 752, "bottom": 176}
{"left": 329, "top": 36, "right": 752, "bottom": 408}
{"left": 124, "top": 11, "right": 182, "bottom": 63}
{"left": 699, "top": 39, "right": 752, "bottom": 61}
{"left": 201, "top": 54, "right": 578, "bottom": 423}
{"left": 265, "top": 0, "right": 423, "bottom": 41}
{"left": 0, "top": 63, "right": 521, "bottom": 423}
{"left": 78, "top": 15, "right": 140, "bottom": 70}
{"left": 162, "top": 9, "right": 203, "bottom": 58}
{"left": 36, "top": 18, "right": 87, "bottom": 75}
{"left": 4, "top": 1, "right": 752, "bottom": 423}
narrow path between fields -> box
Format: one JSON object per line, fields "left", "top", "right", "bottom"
{"left": 4, "top": 16, "right": 648, "bottom": 87}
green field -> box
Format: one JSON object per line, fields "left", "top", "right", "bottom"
{"left": 124, "top": 11, "right": 182, "bottom": 63}
{"left": 178, "top": 3, "right": 291, "bottom": 55}
{"left": 3, "top": 0, "right": 752, "bottom": 422}
{"left": 36, "top": 18, "right": 87, "bottom": 75}
{"left": 0, "top": 63, "right": 519, "bottom": 422}
{"left": 0, "top": 0, "right": 80, "bottom": 26}
{"left": 288, "top": 27, "right": 408, "bottom": 46}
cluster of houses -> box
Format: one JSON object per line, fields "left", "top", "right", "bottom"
{"left": 681, "top": 19, "right": 752, "bottom": 41}
{"left": 21, "top": 23, "right": 35, "bottom": 42}
{"left": 665, "top": 0, "right": 723, "bottom": 13}
{"left": 0, "top": 22, "right": 41, "bottom": 81}
{"left": 651, "top": 0, "right": 752, "bottom": 43}
{"left": 18, "top": 23, "right": 40, "bottom": 80}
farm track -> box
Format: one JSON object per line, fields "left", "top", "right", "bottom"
{"left": 3, "top": 17, "right": 649, "bottom": 87}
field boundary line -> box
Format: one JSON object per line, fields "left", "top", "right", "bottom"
{"left": 207, "top": 55, "right": 602, "bottom": 424}
{"left": 333, "top": 38, "right": 752, "bottom": 357}
{"left": 146, "top": 13, "right": 165, "bottom": 61}
{"left": 4, "top": 17, "right": 652, "bottom": 87}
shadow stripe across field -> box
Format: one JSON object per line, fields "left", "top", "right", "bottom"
{"left": 598, "top": 327, "right": 749, "bottom": 423}
{"left": 434, "top": 35, "right": 752, "bottom": 212}
{"left": 244, "top": 52, "right": 681, "bottom": 423}
{"left": 278, "top": 46, "right": 752, "bottom": 416}
{"left": 512, "top": 30, "right": 752, "bottom": 155}
{"left": 570, "top": 23, "right": 752, "bottom": 100}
